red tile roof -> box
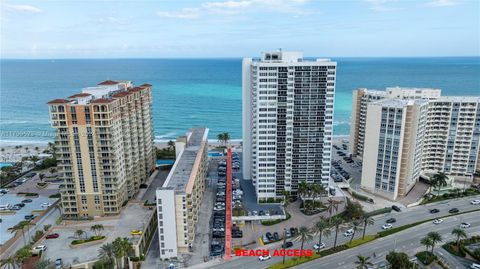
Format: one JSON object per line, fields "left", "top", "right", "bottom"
{"left": 47, "top": 99, "right": 71, "bottom": 104}
{"left": 98, "top": 80, "right": 119, "bottom": 85}
{"left": 112, "top": 91, "right": 132, "bottom": 98}
{"left": 68, "top": 93, "right": 92, "bottom": 98}
{"left": 90, "top": 98, "right": 114, "bottom": 104}
{"left": 141, "top": 83, "right": 152, "bottom": 87}
{"left": 129, "top": 87, "right": 144, "bottom": 92}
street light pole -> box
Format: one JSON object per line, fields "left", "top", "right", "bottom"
{"left": 282, "top": 228, "right": 287, "bottom": 264}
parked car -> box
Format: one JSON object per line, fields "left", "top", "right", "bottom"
{"left": 55, "top": 259, "right": 62, "bottom": 269}
{"left": 391, "top": 205, "right": 401, "bottom": 212}
{"left": 282, "top": 242, "right": 293, "bottom": 248}
{"left": 430, "top": 209, "right": 440, "bottom": 214}
{"left": 433, "top": 219, "right": 443, "bottom": 225}
{"left": 22, "top": 199, "right": 33, "bottom": 203}
{"left": 130, "top": 230, "right": 143, "bottom": 235}
{"left": 461, "top": 222, "right": 471, "bottom": 228}
{"left": 273, "top": 232, "right": 279, "bottom": 241}
{"left": 258, "top": 255, "right": 271, "bottom": 261}
{"left": 24, "top": 214, "right": 35, "bottom": 220}
{"left": 32, "top": 245, "right": 47, "bottom": 253}
{"left": 266, "top": 232, "right": 273, "bottom": 241}
{"left": 449, "top": 208, "right": 459, "bottom": 213}
{"left": 46, "top": 233, "right": 60, "bottom": 239}
{"left": 469, "top": 263, "right": 480, "bottom": 269}
{"left": 313, "top": 243, "right": 326, "bottom": 250}
{"left": 382, "top": 224, "right": 393, "bottom": 230}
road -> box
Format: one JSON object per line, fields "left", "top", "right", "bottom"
{"left": 208, "top": 195, "right": 480, "bottom": 269}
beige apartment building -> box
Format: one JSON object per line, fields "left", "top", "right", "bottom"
{"left": 156, "top": 127, "right": 208, "bottom": 259}
{"left": 361, "top": 99, "right": 428, "bottom": 200}
{"left": 47, "top": 80, "right": 156, "bottom": 217}
{"left": 350, "top": 87, "right": 441, "bottom": 159}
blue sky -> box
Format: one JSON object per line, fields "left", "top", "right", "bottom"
{"left": 1, "top": 0, "right": 479, "bottom": 58}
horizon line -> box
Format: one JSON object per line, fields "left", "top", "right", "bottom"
{"left": 1, "top": 55, "right": 479, "bottom": 60}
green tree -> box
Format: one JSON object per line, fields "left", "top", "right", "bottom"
{"left": 331, "top": 216, "right": 344, "bottom": 248}
{"left": 98, "top": 243, "right": 115, "bottom": 268}
{"left": 167, "top": 140, "right": 175, "bottom": 150}
{"left": 216, "top": 132, "right": 230, "bottom": 147}
{"left": 420, "top": 236, "right": 433, "bottom": 253}
{"left": 34, "top": 259, "right": 55, "bottom": 269}
{"left": 361, "top": 215, "right": 374, "bottom": 239}
{"left": 354, "top": 255, "right": 373, "bottom": 269}
{"left": 0, "top": 256, "right": 18, "bottom": 269}
{"left": 349, "top": 220, "right": 363, "bottom": 244}
{"left": 427, "top": 231, "right": 442, "bottom": 255}
{"left": 31, "top": 230, "right": 45, "bottom": 243}
{"left": 312, "top": 217, "right": 331, "bottom": 253}
{"left": 386, "top": 251, "right": 412, "bottom": 269}
{"left": 326, "top": 198, "right": 343, "bottom": 220}
{"left": 74, "top": 229, "right": 85, "bottom": 239}
{"left": 12, "top": 220, "right": 32, "bottom": 245}
{"left": 91, "top": 224, "right": 105, "bottom": 237}
{"left": 43, "top": 224, "right": 52, "bottom": 232}
{"left": 431, "top": 172, "right": 448, "bottom": 195}
{"left": 112, "top": 237, "right": 133, "bottom": 269}
{"left": 451, "top": 228, "right": 467, "bottom": 249}
{"left": 343, "top": 199, "right": 365, "bottom": 221}
{"left": 14, "top": 245, "right": 32, "bottom": 265}
{"left": 296, "top": 226, "right": 313, "bottom": 253}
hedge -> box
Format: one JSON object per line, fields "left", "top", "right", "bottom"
{"left": 267, "top": 245, "right": 349, "bottom": 269}
{"left": 364, "top": 207, "right": 392, "bottom": 217}
{"left": 49, "top": 193, "right": 61, "bottom": 198}
{"left": 351, "top": 191, "right": 374, "bottom": 203}
{"left": 261, "top": 213, "right": 291, "bottom": 226}
{"left": 442, "top": 242, "right": 466, "bottom": 257}
{"left": 71, "top": 235, "right": 105, "bottom": 245}
{"left": 415, "top": 251, "right": 436, "bottom": 265}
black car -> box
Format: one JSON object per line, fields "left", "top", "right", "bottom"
{"left": 386, "top": 218, "right": 396, "bottom": 223}
{"left": 232, "top": 230, "right": 243, "bottom": 238}
{"left": 22, "top": 199, "right": 33, "bottom": 203}
{"left": 290, "top": 227, "right": 298, "bottom": 236}
{"left": 391, "top": 205, "right": 401, "bottom": 212}
{"left": 282, "top": 242, "right": 293, "bottom": 248}
{"left": 430, "top": 209, "right": 440, "bottom": 214}
{"left": 273, "top": 232, "right": 280, "bottom": 241}
{"left": 212, "top": 231, "right": 225, "bottom": 238}
{"left": 266, "top": 232, "right": 273, "bottom": 241}
{"left": 14, "top": 203, "right": 25, "bottom": 208}
{"left": 449, "top": 208, "right": 459, "bottom": 213}
{"left": 24, "top": 214, "right": 35, "bottom": 220}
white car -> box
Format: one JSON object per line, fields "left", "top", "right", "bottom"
{"left": 433, "top": 219, "right": 443, "bottom": 225}
{"left": 258, "top": 255, "right": 271, "bottom": 261}
{"left": 343, "top": 229, "right": 354, "bottom": 237}
{"left": 461, "top": 222, "right": 471, "bottom": 228}
{"left": 32, "top": 245, "right": 47, "bottom": 254}
{"left": 470, "top": 263, "right": 480, "bottom": 269}
{"left": 313, "top": 243, "right": 326, "bottom": 250}
{"left": 382, "top": 224, "right": 393, "bottom": 230}
{"left": 41, "top": 202, "right": 52, "bottom": 208}
{"left": 471, "top": 200, "right": 480, "bottom": 205}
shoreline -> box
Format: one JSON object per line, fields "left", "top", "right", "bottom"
{"left": 0, "top": 135, "right": 349, "bottom": 162}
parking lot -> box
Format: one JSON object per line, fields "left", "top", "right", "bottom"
{"left": 330, "top": 138, "right": 363, "bottom": 189}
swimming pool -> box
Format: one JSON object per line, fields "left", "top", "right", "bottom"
{"left": 208, "top": 152, "right": 224, "bottom": 157}
{"left": 0, "top": 162, "right": 14, "bottom": 168}
{"left": 156, "top": 159, "right": 175, "bottom": 165}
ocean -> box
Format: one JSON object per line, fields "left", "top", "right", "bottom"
{"left": 1, "top": 57, "right": 479, "bottom": 144}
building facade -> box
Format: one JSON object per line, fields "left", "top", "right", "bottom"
{"left": 156, "top": 128, "right": 208, "bottom": 259}
{"left": 361, "top": 99, "right": 428, "bottom": 200}
{"left": 47, "top": 80, "right": 155, "bottom": 217}
{"left": 422, "top": 97, "right": 480, "bottom": 180}
{"left": 242, "top": 51, "right": 336, "bottom": 201}
{"left": 350, "top": 87, "right": 441, "bottom": 158}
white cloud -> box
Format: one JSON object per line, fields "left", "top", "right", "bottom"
{"left": 364, "top": 0, "right": 401, "bottom": 11}
{"left": 4, "top": 3, "right": 43, "bottom": 13}
{"left": 157, "top": 0, "right": 315, "bottom": 19}
{"left": 156, "top": 8, "right": 200, "bottom": 19}
{"left": 425, "top": 0, "right": 461, "bottom": 7}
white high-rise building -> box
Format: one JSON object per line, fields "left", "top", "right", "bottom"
{"left": 422, "top": 97, "right": 480, "bottom": 181}
{"left": 242, "top": 51, "right": 336, "bottom": 201}
{"left": 362, "top": 99, "right": 428, "bottom": 200}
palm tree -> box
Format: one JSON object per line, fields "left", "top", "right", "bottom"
{"left": 1, "top": 256, "right": 17, "bottom": 269}
{"left": 386, "top": 251, "right": 412, "bottom": 269}
{"left": 167, "top": 140, "right": 175, "bottom": 150}
{"left": 331, "top": 216, "right": 344, "bottom": 248}
{"left": 216, "top": 132, "right": 230, "bottom": 147}
{"left": 312, "top": 217, "right": 331, "bottom": 253}
{"left": 91, "top": 224, "right": 104, "bottom": 237}
{"left": 431, "top": 172, "right": 448, "bottom": 195}
{"left": 98, "top": 243, "right": 115, "bottom": 267}
{"left": 361, "top": 215, "right": 374, "bottom": 239}
{"left": 282, "top": 190, "right": 291, "bottom": 213}
{"left": 354, "top": 255, "right": 373, "bottom": 269}
{"left": 112, "top": 237, "right": 133, "bottom": 269}
{"left": 349, "top": 220, "right": 363, "bottom": 244}
{"left": 295, "top": 226, "right": 313, "bottom": 254}
{"left": 298, "top": 181, "right": 310, "bottom": 209}
{"left": 34, "top": 259, "right": 54, "bottom": 269}
{"left": 326, "top": 198, "right": 344, "bottom": 220}
{"left": 451, "top": 228, "right": 467, "bottom": 249}
{"left": 14, "top": 245, "right": 32, "bottom": 266}
{"left": 427, "top": 231, "right": 442, "bottom": 254}
{"left": 74, "top": 229, "right": 85, "bottom": 239}
{"left": 12, "top": 221, "right": 32, "bottom": 245}
{"left": 420, "top": 236, "right": 433, "bottom": 253}
{"left": 43, "top": 224, "right": 51, "bottom": 232}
